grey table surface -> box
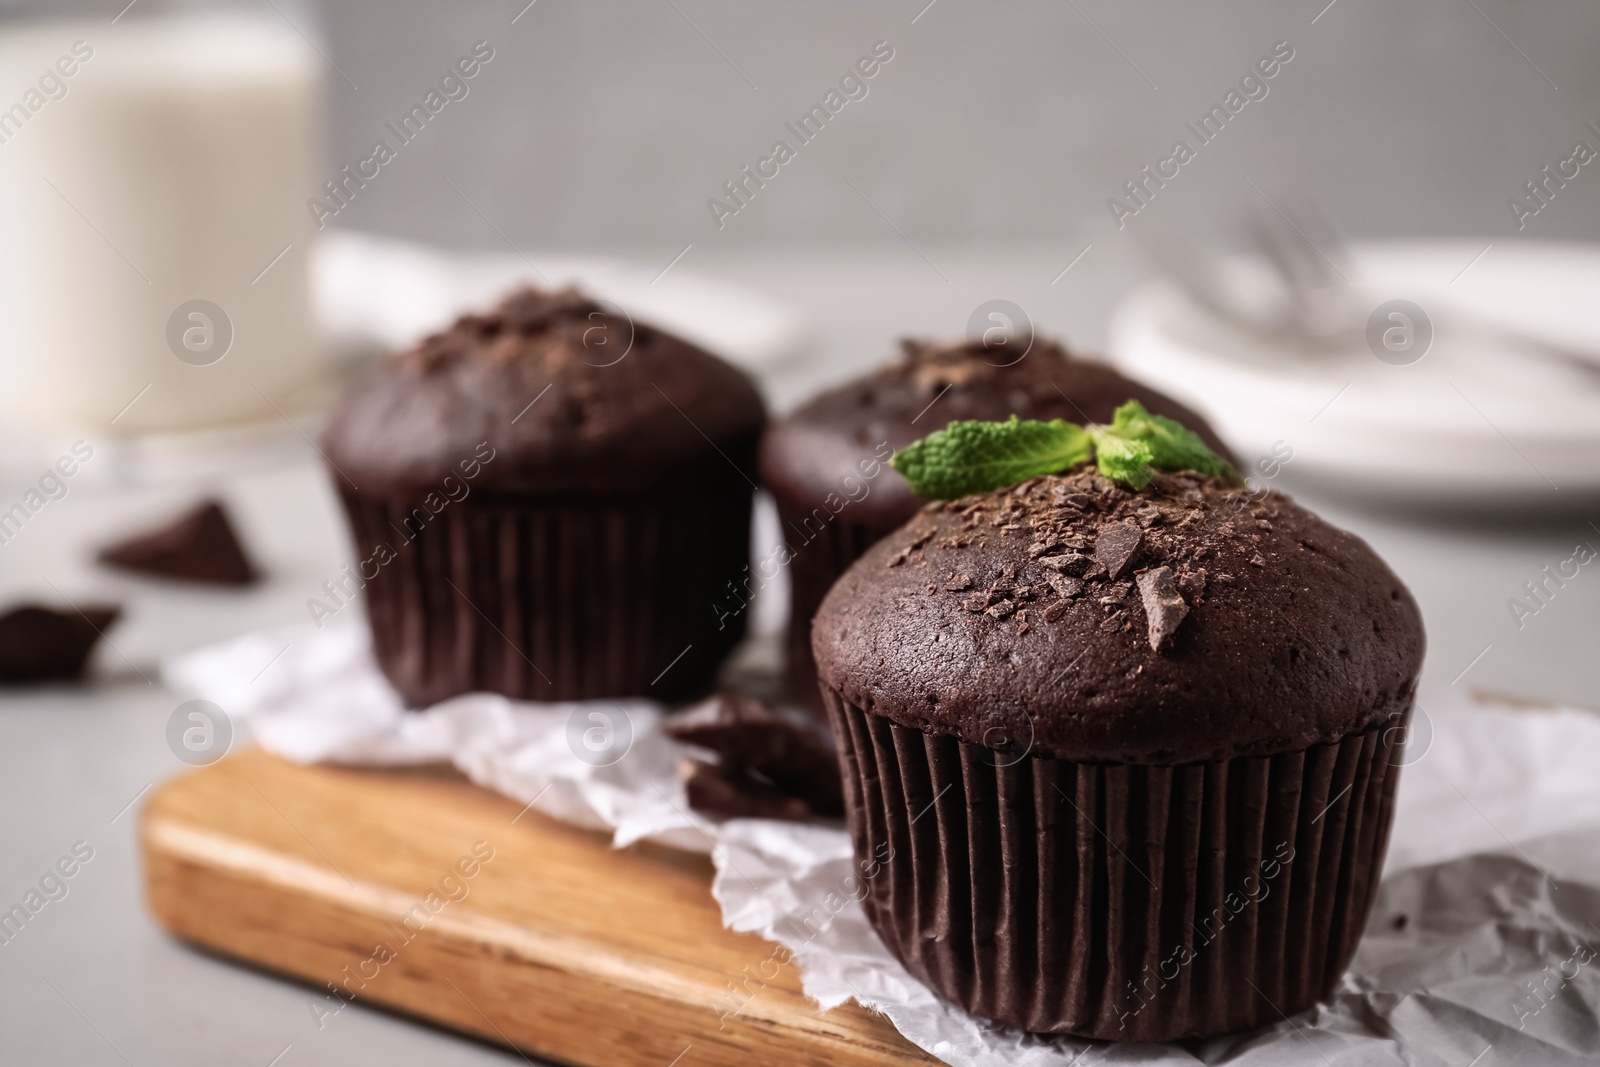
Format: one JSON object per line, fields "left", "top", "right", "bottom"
{"left": 1, "top": 241, "right": 1595, "bottom": 1066}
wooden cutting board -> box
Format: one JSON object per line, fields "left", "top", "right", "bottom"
{"left": 141, "top": 748, "right": 937, "bottom": 1067}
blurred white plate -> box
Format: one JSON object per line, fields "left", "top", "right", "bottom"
{"left": 314, "top": 230, "right": 807, "bottom": 373}
{"left": 1108, "top": 240, "right": 1600, "bottom": 509}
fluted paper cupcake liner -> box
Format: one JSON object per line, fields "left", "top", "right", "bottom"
{"left": 773, "top": 498, "right": 890, "bottom": 719}
{"left": 824, "top": 691, "right": 1404, "bottom": 1041}
{"left": 339, "top": 483, "right": 752, "bottom": 706}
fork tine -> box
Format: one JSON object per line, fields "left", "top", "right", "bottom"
{"left": 1136, "top": 226, "right": 1272, "bottom": 338}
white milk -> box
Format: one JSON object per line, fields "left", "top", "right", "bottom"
{"left": 0, "top": 12, "right": 323, "bottom": 434}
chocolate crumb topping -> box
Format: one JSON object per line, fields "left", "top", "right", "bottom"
{"left": 323, "top": 284, "right": 765, "bottom": 495}
{"left": 812, "top": 463, "right": 1425, "bottom": 764}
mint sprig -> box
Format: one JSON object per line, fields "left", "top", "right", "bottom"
{"left": 890, "top": 416, "right": 1091, "bottom": 500}
{"left": 1092, "top": 401, "right": 1237, "bottom": 486}
{"left": 1086, "top": 429, "right": 1157, "bottom": 489}
{"left": 890, "top": 401, "right": 1237, "bottom": 499}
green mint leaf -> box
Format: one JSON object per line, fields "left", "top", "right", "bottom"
{"left": 1089, "top": 429, "right": 1156, "bottom": 488}
{"left": 1094, "top": 400, "right": 1238, "bottom": 485}
{"left": 890, "top": 416, "right": 1092, "bottom": 500}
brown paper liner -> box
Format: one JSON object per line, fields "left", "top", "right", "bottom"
{"left": 824, "top": 691, "right": 1405, "bottom": 1042}
{"left": 772, "top": 492, "right": 891, "bottom": 720}
{"left": 337, "top": 480, "right": 752, "bottom": 706}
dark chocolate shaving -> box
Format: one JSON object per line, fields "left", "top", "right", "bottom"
{"left": 1136, "top": 566, "right": 1190, "bottom": 651}
{"left": 1095, "top": 521, "right": 1143, "bottom": 580}
{"left": 0, "top": 604, "right": 120, "bottom": 682}
{"left": 1039, "top": 552, "right": 1091, "bottom": 576}
{"left": 98, "top": 500, "right": 258, "bottom": 586}
{"left": 1045, "top": 574, "right": 1083, "bottom": 598}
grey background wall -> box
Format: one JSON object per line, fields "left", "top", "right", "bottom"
{"left": 6, "top": 0, "right": 1598, "bottom": 249}
{"left": 301, "top": 0, "right": 1600, "bottom": 251}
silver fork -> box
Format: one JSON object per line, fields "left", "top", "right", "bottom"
{"left": 1143, "top": 200, "right": 1600, "bottom": 384}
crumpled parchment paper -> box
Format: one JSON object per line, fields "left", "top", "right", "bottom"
{"left": 164, "top": 623, "right": 1600, "bottom": 1065}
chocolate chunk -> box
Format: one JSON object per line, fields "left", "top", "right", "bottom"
{"left": 680, "top": 759, "right": 810, "bottom": 822}
{"left": 98, "top": 500, "right": 258, "bottom": 586}
{"left": 1136, "top": 566, "right": 1190, "bottom": 651}
{"left": 1045, "top": 573, "right": 1082, "bottom": 598}
{"left": 1250, "top": 554, "right": 1267, "bottom": 567}
{"left": 986, "top": 599, "right": 1017, "bottom": 618}
{"left": 1039, "top": 552, "right": 1091, "bottom": 575}
{"left": 1095, "top": 521, "right": 1143, "bottom": 580}
{"left": 1177, "top": 567, "right": 1207, "bottom": 601}
{"left": 963, "top": 592, "right": 990, "bottom": 612}
{"left": 944, "top": 572, "right": 972, "bottom": 591}
{"left": 663, "top": 693, "right": 842, "bottom": 818}
{"left": 1041, "top": 600, "right": 1071, "bottom": 622}
{"left": 1053, "top": 489, "right": 1093, "bottom": 510}
{"left": 0, "top": 603, "right": 120, "bottom": 682}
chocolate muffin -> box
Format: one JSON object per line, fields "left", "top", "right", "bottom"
{"left": 322, "top": 286, "right": 766, "bottom": 705}
{"left": 760, "top": 338, "right": 1232, "bottom": 716}
{"left": 812, "top": 466, "right": 1424, "bottom": 1041}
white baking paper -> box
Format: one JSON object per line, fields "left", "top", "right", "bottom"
{"left": 164, "top": 623, "right": 1600, "bottom": 1065}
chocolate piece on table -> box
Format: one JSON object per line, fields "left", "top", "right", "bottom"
{"left": 0, "top": 604, "right": 120, "bottom": 682}
{"left": 98, "top": 500, "right": 258, "bottom": 586}
{"left": 679, "top": 758, "right": 811, "bottom": 822}
{"left": 664, "top": 692, "right": 843, "bottom": 819}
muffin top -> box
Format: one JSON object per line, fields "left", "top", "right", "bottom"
{"left": 324, "top": 287, "right": 766, "bottom": 495}
{"left": 759, "top": 338, "right": 1232, "bottom": 521}
{"left": 812, "top": 466, "right": 1424, "bottom": 764}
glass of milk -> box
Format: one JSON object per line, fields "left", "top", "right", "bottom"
{"left": 0, "top": 3, "right": 324, "bottom": 437}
